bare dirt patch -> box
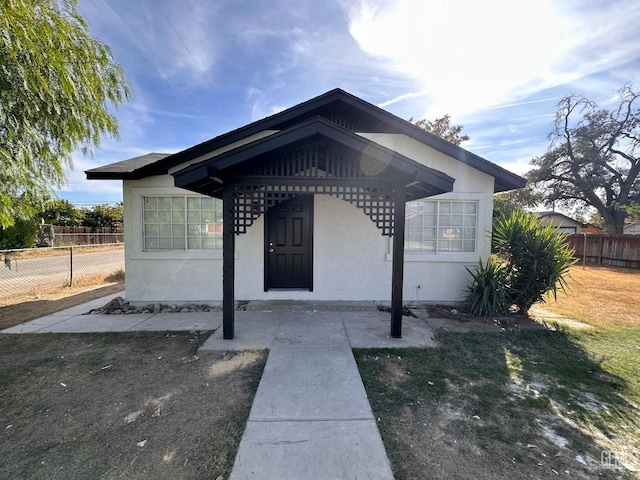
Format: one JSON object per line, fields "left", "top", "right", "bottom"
{"left": 0, "top": 282, "right": 125, "bottom": 330}
{"left": 209, "top": 351, "right": 262, "bottom": 377}
{"left": 0, "top": 332, "right": 266, "bottom": 479}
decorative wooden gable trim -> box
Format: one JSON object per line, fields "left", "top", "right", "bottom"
{"left": 173, "top": 117, "right": 454, "bottom": 236}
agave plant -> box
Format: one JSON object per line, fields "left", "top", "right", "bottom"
{"left": 465, "top": 257, "right": 509, "bottom": 317}
{"left": 492, "top": 211, "right": 576, "bottom": 314}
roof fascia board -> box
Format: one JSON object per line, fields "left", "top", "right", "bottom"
{"left": 173, "top": 116, "right": 454, "bottom": 190}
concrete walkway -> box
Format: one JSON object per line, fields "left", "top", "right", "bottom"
{"left": 229, "top": 313, "right": 394, "bottom": 479}
{"left": 0, "top": 292, "right": 223, "bottom": 334}
{"left": 2, "top": 296, "right": 440, "bottom": 479}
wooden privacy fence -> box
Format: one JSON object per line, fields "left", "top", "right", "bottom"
{"left": 45, "top": 226, "right": 124, "bottom": 246}
{"left": 566, "top": 234, "right": 640, "bottom": 269}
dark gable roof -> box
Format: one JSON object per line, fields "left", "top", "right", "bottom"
{"left": 86, "top": 88, "right": 526, "bottom": 192}
{"left": 173, "top": 116, "right": 455, "bottom": 200}
{"left": 86, "top": 152, "right": 171, "bottom": 178}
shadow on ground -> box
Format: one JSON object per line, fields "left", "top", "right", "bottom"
{"left": 356, "top": 327, "right": 639, "bottom": 480}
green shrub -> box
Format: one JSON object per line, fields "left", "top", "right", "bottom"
{"left": 0, "top": 218, "right": 38, "bottom": 249}
{"left": 465, "top": 257, "right": 509, "bottom": 316}
{"left": 465, "top": 211, "right": 576, "bottom": 316}
{"left": 493, "top": 211, "right": 576, "bottom": 314}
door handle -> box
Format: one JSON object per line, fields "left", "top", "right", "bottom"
{"left": 269, "top": 248, "right": 274, "bottom": 253}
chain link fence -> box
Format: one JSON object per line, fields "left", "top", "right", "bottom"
{"left": 0, "top": 243, "right": 124, "bottom": 301}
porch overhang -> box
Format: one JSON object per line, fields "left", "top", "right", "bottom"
{"left": 172, "top": 116, "right": 454, "bottom": 202}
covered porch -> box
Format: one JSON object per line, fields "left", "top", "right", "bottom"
{"left": 173, "top": 117, "right": 454, "bottom": 339}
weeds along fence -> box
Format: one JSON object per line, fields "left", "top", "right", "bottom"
{"left": 0, "top": 244, "right": 124, "bottom": 301}
{"left": 567, "top": 234, "right": 640, "bottom": 269}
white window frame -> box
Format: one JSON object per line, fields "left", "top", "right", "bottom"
{"left": 386, "top": 195, "right": 486, "bottom": 263}
{"left": 405, "top": 200, "right": 478, "bottom": 254}
{"left": 129, "top": 187, "right": 226, "bottom": 260}
{"left": 142, "top": 195, "right": 223, "bottom": 252}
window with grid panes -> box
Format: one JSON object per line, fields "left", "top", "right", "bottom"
{"left": 405, "top": 200, "right": 477, "bottom": 253}
{"left": 143, "top": 196, "right": 223, "bottom": 250}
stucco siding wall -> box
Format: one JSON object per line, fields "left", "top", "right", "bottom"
{"left": 121, "top": 132, "right": 497, "bottom": 305}
{"left": 123, "top": 177, "right": 223, "bottom": 305}
{"left": 236, "top": 195, "right": 391, "bottom": 301}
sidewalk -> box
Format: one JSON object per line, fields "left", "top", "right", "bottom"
{"left": 0, "top": 292, "right": 222, "bottom": 334}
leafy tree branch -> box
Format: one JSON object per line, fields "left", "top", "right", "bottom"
{"left": 0, "top": 0, "right": 129, "bottom": 227}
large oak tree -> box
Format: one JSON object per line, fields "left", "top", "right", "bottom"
{"left": 411, "top": 114, "right": 469, "bottom": 146}
{"left": 0, "top": 0, "right": 129, "bottom": 228}
{"left": 528, "top": 86, "right": 640, "bottom": 234}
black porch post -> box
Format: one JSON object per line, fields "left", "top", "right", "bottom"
{"left": 222, "top": 186, "right": 235, "bottom": 339}
{"left": 391, "top": 186, "right": 406, "bottom": 338}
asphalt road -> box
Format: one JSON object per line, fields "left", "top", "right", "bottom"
{"left": 0, "top": 249, "right": 124, "bottom": 298}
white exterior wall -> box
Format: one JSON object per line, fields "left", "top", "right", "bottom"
{"left": 360, "top": 133, "right": 495, "bottom": 304}
{"left": 122, "top": 132, "right": 496, "bottom": 305}
{"left": 624, "top": 222, "right": 640, "bottom": 235}
{"left": 123, "top": 175, "right": 223, "bottom": 305}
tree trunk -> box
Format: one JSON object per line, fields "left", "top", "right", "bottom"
{"left": 605, "top": 209, "right": 627, "bottom": 234}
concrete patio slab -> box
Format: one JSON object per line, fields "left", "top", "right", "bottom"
{"left": 273, "top": 311, "right": 350, "bottom": 348}
{"left": 48, "top": 292, "right": 125, "bottom": 317}
{"left": 249, "top": 346, "right": 372, "bottom": 421}
{"left": 133, "top": 311, "right": 222, "bottom": 331}
{"left": 344, "top": 311, "right": 438, "bottom": 348}
{"left": 38, "top": 313, "right": 152, "bottom": 333}
{"left": 198, "top": 311, "right": 283, "bottom": 351}
{"left": 229, "top": 419, "right": 393, "bottom": 480}
{"left": 198, "top": 310, "right": 437, "bottom": 352}
{"left": 1, "top": 317, "right": 68, "bottom": 334}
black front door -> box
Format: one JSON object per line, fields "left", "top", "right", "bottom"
{"left": 264, "top": 195, "right": 313, "bottom": 290}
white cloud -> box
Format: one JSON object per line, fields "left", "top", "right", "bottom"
{"left": 87, "top": 0, "right": 223, "bottom": 87}
{"left": 341, "top": 0, "right": 640, "bottom": 116}
{"left": 376, "top": 91, "right": 428, "bottom": 109}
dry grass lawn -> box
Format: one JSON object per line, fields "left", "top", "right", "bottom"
{"left": 537, "top": 265, "right": 640, "bottom": 329}
{"left": 357, "top": 264, "right": 640, "bottom": 479}
{"left": 0, "top": 332, "right": 266, "bottom": 479}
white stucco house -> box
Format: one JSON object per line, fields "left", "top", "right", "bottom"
{"left": 87, "top": 89, "right": 525, "bottom": 338}
{"left": 624, "top": 222, "right": 640, "bottom": 235}
{"left": 538, "top": 211, "right": 584, "bottom": 234}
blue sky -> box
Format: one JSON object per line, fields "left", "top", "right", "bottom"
{"left": 62, "top": 0, "right": 640, "bottom": 207}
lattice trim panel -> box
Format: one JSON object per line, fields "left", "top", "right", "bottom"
{"left": 240, "top": 140, "right": 394, "bottom": 180}
{"left": 232, "top": 184, "right": 395, "bottom": 235}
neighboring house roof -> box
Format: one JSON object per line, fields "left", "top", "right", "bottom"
{"left": 538, "top": 211, "right": 603, "bottom": 233}
{"left": 624, "top": 221, "right": 640, "bottom": 234}
{"left": 537, "top": 211, "right": 583, "bottom": 227}
{"left": 86, "top": 88, "right": 526, "bottom": 193}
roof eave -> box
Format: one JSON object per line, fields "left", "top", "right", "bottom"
{"left": 173, "top": 116, "right": 455, "bottom": 198}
